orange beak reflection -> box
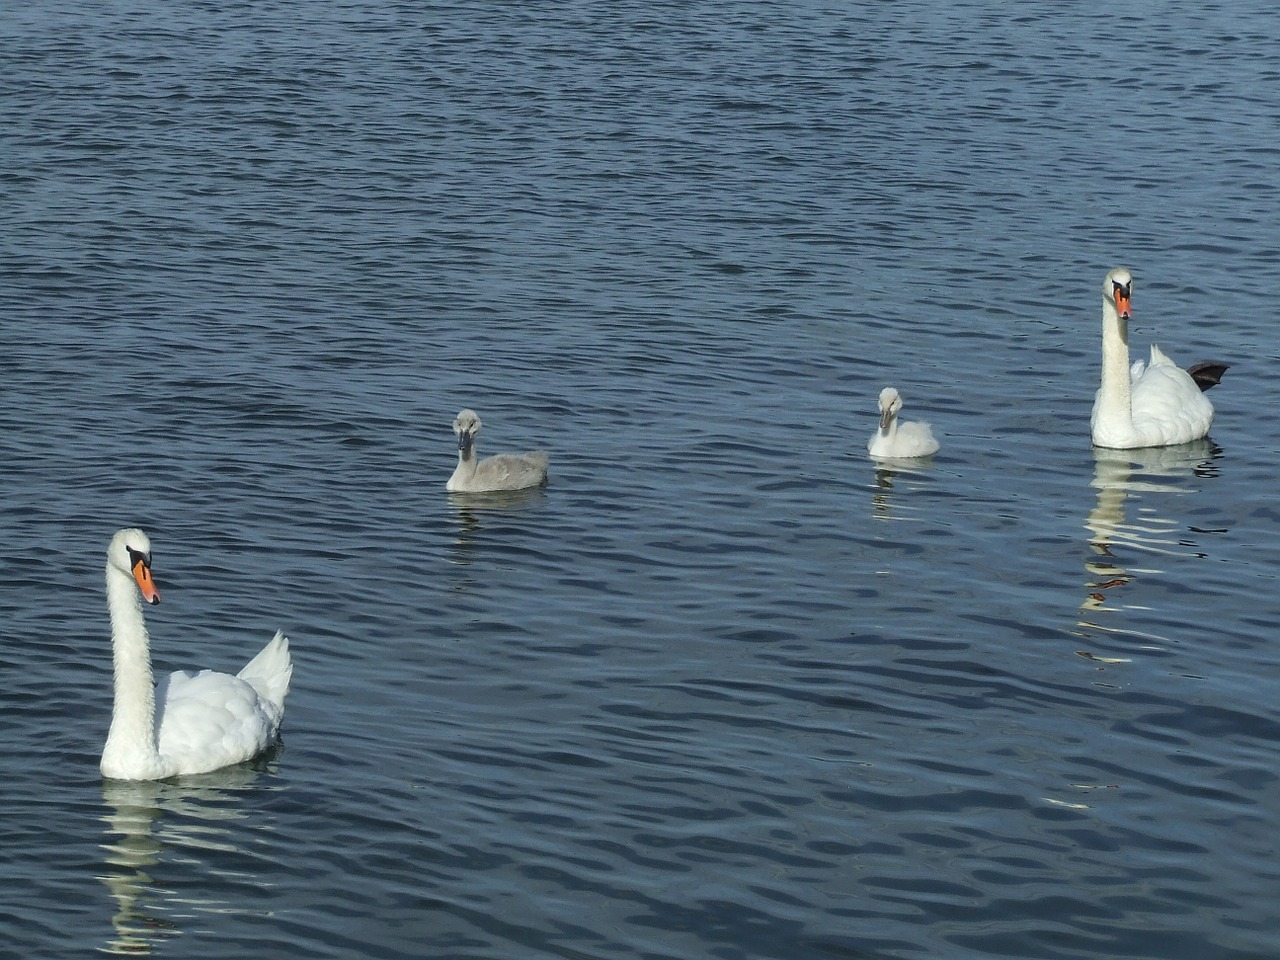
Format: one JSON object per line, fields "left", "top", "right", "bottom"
{"left": 132, "top": 559, "right": 161, "bottom": 605}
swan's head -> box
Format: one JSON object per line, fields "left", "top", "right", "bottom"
{"left": 108, "top": 528, "right": 160, "bottom": 605}
{"left": 1104, "top": 267, "right": 1133, "bottom": 320}
{"left": 878, "top": 387, "right": 903, "bottom": 430}
{"left": 453, "top": 409, "right": 482, "bottom": 454}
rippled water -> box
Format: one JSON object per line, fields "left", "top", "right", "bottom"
{"left": 4, "top": 2, "right": 1280, "bottom": 957}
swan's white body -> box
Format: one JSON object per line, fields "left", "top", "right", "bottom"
{"left": 868, "top": 387, "right": 939, "bottom": 459}
{"left": 1091, "top": 267, "right": 1217, "bottom": 449}
{"left": 100, "top": 529, "right": 292, "bottom": 781}
{"left": 447, "top": 409, "right": 549, "bottom": 493}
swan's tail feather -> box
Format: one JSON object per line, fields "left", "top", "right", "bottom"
{"left": 238, "top": 630, "right": 292, "bottom": 708}
{"left": 1186, "top": 360, "right": 1230, "bottom": 392}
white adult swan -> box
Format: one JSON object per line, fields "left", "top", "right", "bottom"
{"left": 100, "top": 528, "right": 292, "bottom": 781}
{"left": 868, "top": 387, "right": 939, "bottom": 459}
{"left": 447, "top": 409, "right": 549, "bottom": 493}
{"left": 1091, "top": 266, "right": 1229, "bottom": 449}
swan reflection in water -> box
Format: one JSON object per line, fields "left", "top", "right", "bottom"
{"left": 1079, "top": 439, "right": 1221, "bottom": 633}
{"left": 98, "top": 754, "right": 283, "bottom": 956}
{"left": 868, "top": 459, "right": 938, "bottom": 522}
{"left": 447, "top": 485, "right": 548, "bottom": 567}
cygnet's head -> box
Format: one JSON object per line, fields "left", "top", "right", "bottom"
{"left": 878, "top": 387, "right": 903, "bottom": 430}
{"left": 1104, "top": 267, "right": 1132, "bottom": 319}
{"left": 108, "top": 528, "right": 160, "bottom": 605}
{"left": 453, "top": 409, "right": 482, "bottom": 454}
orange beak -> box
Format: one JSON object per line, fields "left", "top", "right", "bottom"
{"left": 132, "top": 558, "right": 161, "bottom": 605}
{"left": 1114, "top": 289, "right": 1131, "bottom": 319}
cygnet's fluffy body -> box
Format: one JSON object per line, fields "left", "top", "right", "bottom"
{"left": 868, "top": 387, "right": 939, "bottom": 459}
{"left": 447, "top": 409, "right": 549, "bottom": 493}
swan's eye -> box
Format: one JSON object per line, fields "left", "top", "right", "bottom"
{"left": 126, "top": 547, "right": 150, "bottom": 568}
{"left": 1113, "top": 282, "right": 1129, "bottom": 298}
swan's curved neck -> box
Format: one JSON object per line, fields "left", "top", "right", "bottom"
{"left": 454, "top": 443, "right": 478, "bottom": 477}
{"left": 101, "top": 563, "right": 161, "bottom": 776}
{"left": 1096, "top": 295, "right": 1133, "bottom": 430}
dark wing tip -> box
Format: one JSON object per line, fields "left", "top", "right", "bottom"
{"left": 1186, "top": 360, "right": 1230, "bottom": 392}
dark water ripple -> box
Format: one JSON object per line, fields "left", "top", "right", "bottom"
{"left": 4, "top": 1, "right": 1280, "bottom": 958}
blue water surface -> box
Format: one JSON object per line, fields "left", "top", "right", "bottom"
{"left": 3, "top": 2, "right": 1279, "bottom": 957}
